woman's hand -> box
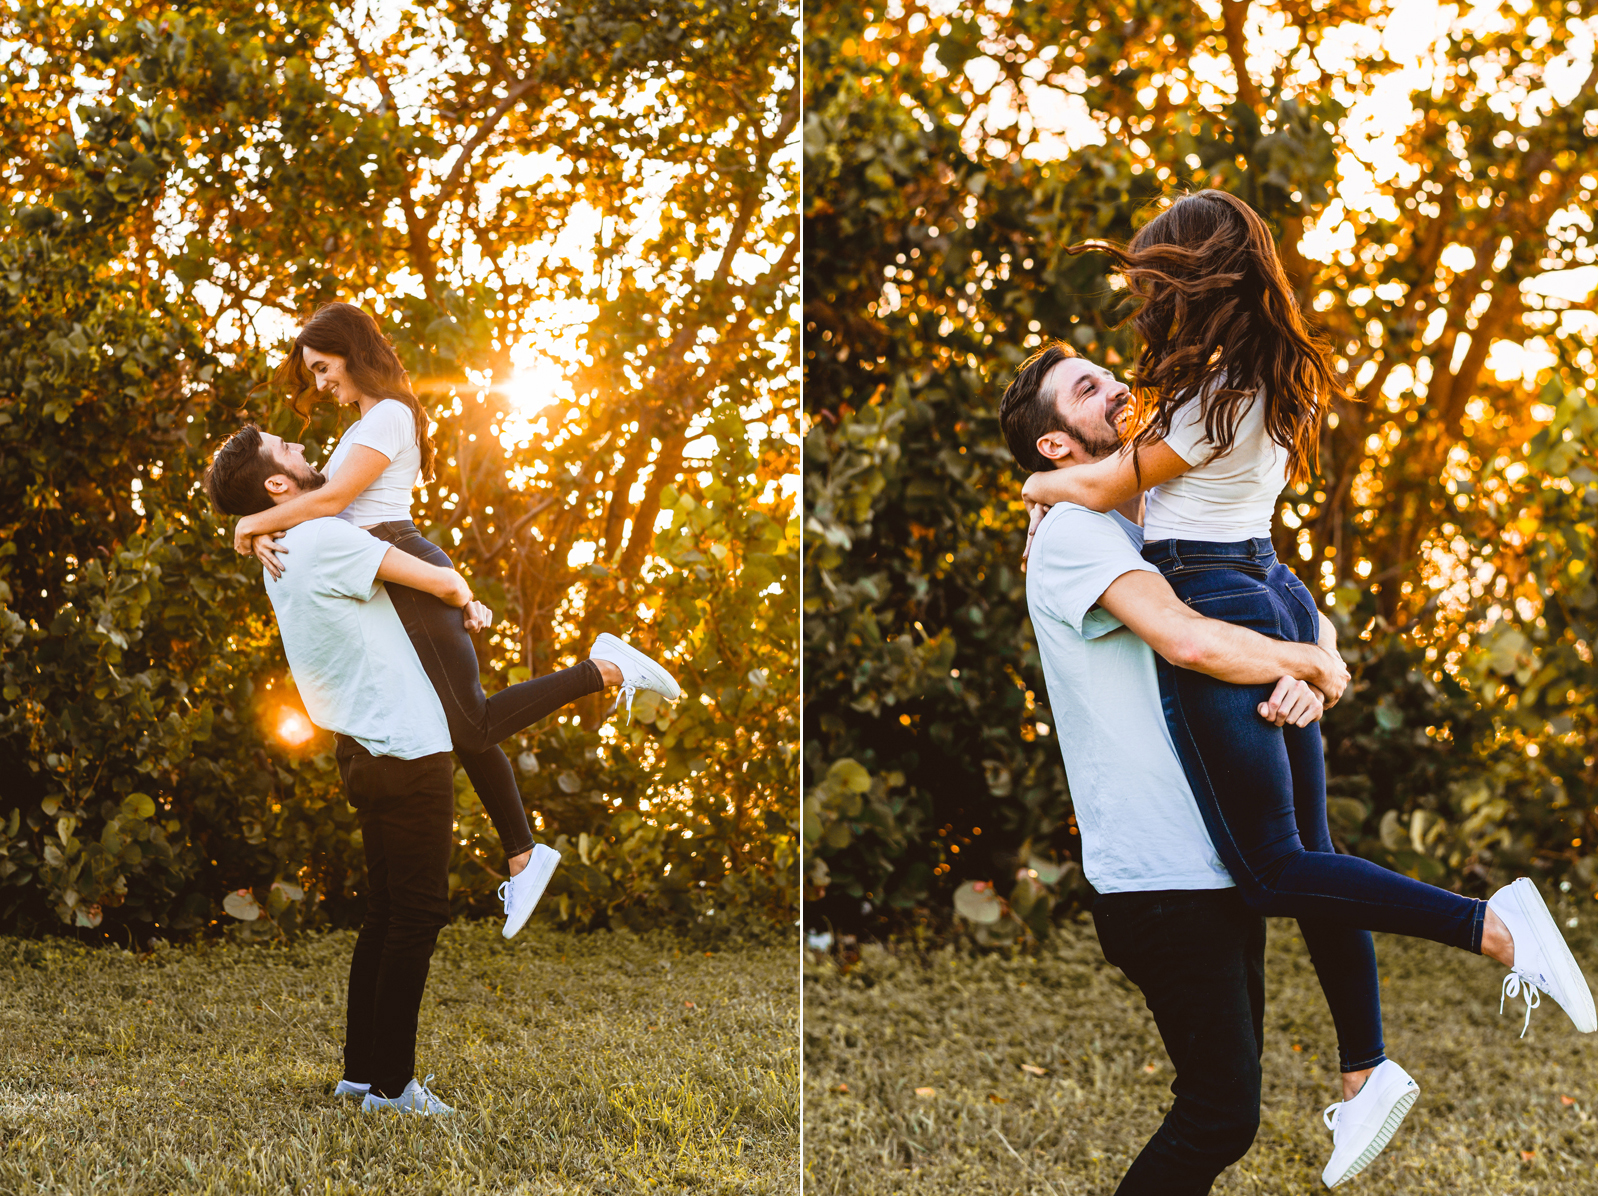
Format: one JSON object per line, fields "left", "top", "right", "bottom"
{"left": 252, "top": 533, "right": 288, "bottom": 580}
{"left": 1022, "top": 495, "right": 1052, "bottom": 567}
{"left": 1257, "top": 676, "right": 1324, "bottom": 727}
{"left": 233, "top": 514, "right": 264, "bottom": 555}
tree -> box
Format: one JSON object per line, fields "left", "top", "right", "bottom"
{"left": 0, "top": 0, "right": 798, "bottom": 937}
{"left": 804, "top": 0, "right": 1598, "bottom": 935}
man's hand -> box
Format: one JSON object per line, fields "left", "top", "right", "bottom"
{"left": 1258, "top": 676, "right": 1324, "bottom": 727}
{"left": 441, "top": 571, "right": 472, "bottom": 609}
{"left": 253, "top": 533, "right": 288, "bottom": 581}
{"left": 1312, "top": 613, "right": 1349, "bottom": 708}
{"left": 462, "top": 600, "right": 493, "bottom": 633}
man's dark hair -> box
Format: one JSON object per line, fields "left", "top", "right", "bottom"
{"left": 998, "top": 341, "right": 1078, "bottom": 472}
{"left": 202, "top": 424, "right": 278, "bottom": 516}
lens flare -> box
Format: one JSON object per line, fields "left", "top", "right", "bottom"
{"left": 277, "top": 709, "right": 314, "bottom": 746}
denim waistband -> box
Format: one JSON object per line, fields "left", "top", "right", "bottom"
{"left": 364, "top": 519, "right": 420, "bottom": 544}
{"left": 1142, "top": 536, "right": 1278, "bottom": 576}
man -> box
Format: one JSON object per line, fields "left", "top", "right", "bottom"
{"left": 203, "top": 424, "right": 489, "bottom": 1115}
{"left": 999, "top": 342, "right": 1353, "bottom": 1194}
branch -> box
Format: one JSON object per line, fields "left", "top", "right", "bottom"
{"left": 432, "top": 76, "right": 540, "bottom": 212}
{"left": 1219, "top": 2, "right": 1262, "bottom": 112}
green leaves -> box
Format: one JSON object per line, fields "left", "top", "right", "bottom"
{"left": 1, "top": 0, "right": 797, "bottom": 938}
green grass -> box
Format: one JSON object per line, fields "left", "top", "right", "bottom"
{"left": 805, "top": 911, "right": 1598, "bottom": 1194}
{"left": 0, "top": 922, "right": 798, "bottom": 1194}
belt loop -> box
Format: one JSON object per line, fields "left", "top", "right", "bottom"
{"left": 1170, "top": 542, "right": 1183, "bottom": 572}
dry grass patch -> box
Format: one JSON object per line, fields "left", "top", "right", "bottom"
{"left": 805, "top": 911, "right": 1598, "bottom": 1194}
{"left": 0, "top": 922, "right": 798, "bottom": 1194}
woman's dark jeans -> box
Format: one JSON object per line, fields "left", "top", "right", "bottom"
{"left": 366, "top": 520, "right": 603, "bottom": 861}
{"left": 1142, "top": 536, "right": 1486, "bottom": 1073}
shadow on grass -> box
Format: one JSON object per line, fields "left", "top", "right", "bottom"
{"left": 804, "top": 910, "right": 1598, "bottom": 1194}
{"left": 0, "top": 922, "right": 798, "bottom": 1195}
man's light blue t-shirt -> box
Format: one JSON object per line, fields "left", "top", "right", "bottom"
{"left": 263, "top": 518, "right": 451, "bottom": 761}
{"left": 1026, "top": 503, "right": 1233, "bottom": 894}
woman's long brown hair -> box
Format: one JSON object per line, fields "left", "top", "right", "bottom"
{"left": 1069, "top": 190, "right": 1340, "bottom": 486}
{"left": 269, "top": 302, "right": 438, "bottom": 483}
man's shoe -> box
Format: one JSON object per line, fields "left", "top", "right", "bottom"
{"left": 1489, "top": 877, "right": 1597, "bottom": 1035}
{"left": 360, "top": 1074, "right": 454, "bottom": 1116}
{"left": 588, "top": 632, "right": 681, "bottom": 723}
{"left": 333, "top": 1079, "right": 370, "bottom": 1099}
{"left": 1320, "top": 1060, "right": 1420, "bottom": 1188}
{"left": 499, "top": 843, "right": 560, "bottom": 939}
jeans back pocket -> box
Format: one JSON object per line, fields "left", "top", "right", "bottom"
{"left": 1173, "top": 572, "right": 1287, "bottom": 641}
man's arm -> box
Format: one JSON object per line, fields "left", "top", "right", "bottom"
{"left": 375, "top": 547, "right": 472, "bottom": 608}
{"left": 1097, "top": 570, "right": 1348, "bottom": 703}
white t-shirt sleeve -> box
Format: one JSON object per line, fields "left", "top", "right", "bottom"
{"left": 1030, "top": 506, "right": 1163, "bottom": 639}
{"left": 311, "top": 521, "right": 390, "bottom": 601}
{"left": 1160, "top": 394, "right": 1213, "bottom": 467}
{"left": 345, "top": 399, "right": 415, "bottom": 464}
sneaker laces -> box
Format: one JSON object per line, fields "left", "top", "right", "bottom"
{"left": 416, "top": 1073, "right": 441, "bottom": 1110}
{"left": 497, "top": 879, "right": 512, "bottom": 912}
{"left": 1501, "top": 970, "right": 1542, "bottom": 1037}
{"left": 1322, "top": 1101, "right": 1343, "bottom": 1134}
{"left": 617, "top": 682, "right": 637, "bottom": 724}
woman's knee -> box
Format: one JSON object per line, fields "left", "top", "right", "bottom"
{"left": 1208, "top": 1107, "right": 1261, "bottom": 1165}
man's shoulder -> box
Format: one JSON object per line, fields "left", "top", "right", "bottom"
{"left": 287, "top": 517, "right": 370, "bottom": 543}
{"left": 1034, "top": 503, "right": 1142, "bottom": 561}
{"left": 278, "top": 519, "right": 382, "bottom": 571}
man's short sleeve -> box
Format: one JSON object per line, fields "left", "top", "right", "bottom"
{"left": 345, "top": 399, "right": 414, "bottom": 464}
{"left": 309, "top": 520, "right": 389, "bottom": 601}
{"left": 1029, "top": 505, "right": 1162, "bottom": 638}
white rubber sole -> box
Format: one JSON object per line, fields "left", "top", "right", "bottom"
{"left": 1324, "top": 1088, "right": 1419, "bottom": 1188}
{"left": 1500, "top": 878, "right": 1597, "bottom": 1032}
{"left": 503, "top": 844, "right": 560, "bottom": 939}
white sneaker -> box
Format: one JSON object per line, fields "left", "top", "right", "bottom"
{"left": 333, "top": 1079, "right": 370, "bottom": 1099}
{"left": 1489, "top": 877, "right": 1597, "bottom": 1035}
{"left": 360, "top": 1074, "right": 454, "bottom": 1116}
{"left": 588, "top": 632, "right": 681, "bottom": 722}
{"left": 1320, "top": 1060, "right": 1420, "bottom": 1188}
{"left": 499, "top": 843, "right": 560, "bottom": 939}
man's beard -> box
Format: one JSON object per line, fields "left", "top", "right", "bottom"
{"left": 296, "top": 463, "right": 328, "bottom": 490}
{"left": 1064, "top": 398, "right": 1126, "bottom": 460}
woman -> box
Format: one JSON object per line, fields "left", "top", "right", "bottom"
{"left": 232, "top": 302, "right": 679, "bottom": 939}
{"left": 1016, "top": 191, "right": 1592, "bottom": 1187}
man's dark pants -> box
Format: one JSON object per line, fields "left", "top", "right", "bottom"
{"left": 336, "top": 735, "right": 454, "bottom": 1099}
{"left": 1093, "top": 887, "right": 1267, "bottom": 1196}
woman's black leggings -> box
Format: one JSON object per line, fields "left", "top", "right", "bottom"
{"left": 365, "top": 519, "right": 603, "bottom": 861}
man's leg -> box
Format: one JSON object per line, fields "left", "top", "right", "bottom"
{"left": 340, "top": 746, "right": 456, "bottom": 1099}
{"left": 338, "top": 735, "right": 388, "bottom": 1086}
{"left": 1093, "top": 888, "right": 1266, "bottom": 1196}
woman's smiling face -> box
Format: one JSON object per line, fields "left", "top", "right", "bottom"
{"left": 302, "top": 346, "right": 358, "bottom": 404}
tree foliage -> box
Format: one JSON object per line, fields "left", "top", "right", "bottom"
{"left": 803, "top": 0, "right": 1598, "bottom": 934}
{"left": 0, "top": 0, "right": 798, "bottom": 938}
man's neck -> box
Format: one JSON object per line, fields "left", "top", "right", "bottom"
{"left": 1077, "top": 451, "right": 1144, "bottom": 526}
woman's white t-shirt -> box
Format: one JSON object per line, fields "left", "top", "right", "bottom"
{"left": 1142, "top": 388, "right": 1290, "bottom": 541}
{"left": 323, "top": 399, "right": 421, "bottom": 526}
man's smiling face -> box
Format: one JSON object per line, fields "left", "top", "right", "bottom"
{"left": 260, "top": 432, "right": 327, "bottom": 494}
{"left": 1038, "top": 356, "right": 1132, "bottom": 462}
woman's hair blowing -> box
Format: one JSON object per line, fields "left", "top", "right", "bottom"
{"left": 270, "top": 302, "right": 437, "bottom": 482}
{"left": 1070, "top": 190, "right": 1340, "bottom": 485}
